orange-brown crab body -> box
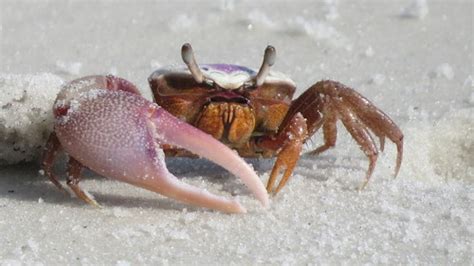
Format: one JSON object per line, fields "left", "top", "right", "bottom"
{"left": 149, "top": 44, "right": 404, "bottom": 193}
{"left": 149, "top": 64, "right": 296, "bottom": 156}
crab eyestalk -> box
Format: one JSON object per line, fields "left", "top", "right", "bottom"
{"left": 254, "top": 45, "right": 276, "bottom": 87}
{"left": 181, "top": 43, "right": 205, "bottom": 84}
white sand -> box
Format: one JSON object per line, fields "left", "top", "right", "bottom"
{"left": 0, "top": 0, "right": 472, "bottom": 264}
{"left": 0, "top": 73, "right": 63, "bottom": 165}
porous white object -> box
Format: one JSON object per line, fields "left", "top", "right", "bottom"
{"left": 0, "top": 73, "right": 64, "bottom": 165}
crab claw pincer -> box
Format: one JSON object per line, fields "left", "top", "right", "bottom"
{"left": 52, "top": 75, "right": 268, "bottom": 213}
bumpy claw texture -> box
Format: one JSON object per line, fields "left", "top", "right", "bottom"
{"left": 42, "top": 75, "right": 268, "bottom": 213}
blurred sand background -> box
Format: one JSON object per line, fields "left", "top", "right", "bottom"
{"left": 0, "top": 0, "right": 472, "bottom": 264}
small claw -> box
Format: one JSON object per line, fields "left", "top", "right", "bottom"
{"left": 266, "top": 161, "right": 296, "bottom": 195}
{"left": 262, "top": 113, "right": 307, "bottom": 195}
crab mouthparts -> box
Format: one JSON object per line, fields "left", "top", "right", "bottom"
{"left": 209, "top": 91, "right": 249, "bottom": 104}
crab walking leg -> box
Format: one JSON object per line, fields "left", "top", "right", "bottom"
{"left": 283, "top": 80, "right": 403, "bottom": 181}
{"left": 257, "top": 113, "right": 308, "bottom": 194}
{"left": 310, "top": 105, "right": 338, "bottom": 155}
{"left": 335, "top": 101, "right": 378, "bottom": 190}
{"left": 42, "top": 133, "right": 66, "bottom": 192}
{"left": 339, "top": 88, "right": 404, "bottom": 177}
{"left": 148, "top": 107, "right": 269, "bottom": 208}
{"left": 66, "top": 157, "right": 101, "bottom": 207}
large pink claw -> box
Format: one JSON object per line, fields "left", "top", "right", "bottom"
{"left": 51, "top": 75, "right": 268, "bottom": 213}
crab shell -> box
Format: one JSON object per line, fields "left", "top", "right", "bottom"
{"left": 149, "top": 63, "right": 296, "bottom": 90}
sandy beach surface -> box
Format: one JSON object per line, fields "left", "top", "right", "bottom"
{"left": 0, "top": 0, "right": 472, "bottom": 264}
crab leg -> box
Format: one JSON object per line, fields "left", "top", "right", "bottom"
{"left": 258, "top": 113, "right": 308, "bottom": 194}
{"left": 66, "top": 157, "right": 100, "bottom": 207}
{"left": 41, "top": 133, "right": 65, "bottom": 192}
{"left": 334, "top": 100, "right": 378, "bottom": 190}
{"left": 51, "top": 75, "right": 268, "bottom": 213}
{"left": 278, "top": 80, "right": 403, "bottom": 190}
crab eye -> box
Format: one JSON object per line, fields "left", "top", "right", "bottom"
{"left": 243, "top": 84, "right": 256, "bottom": 91}
{"left": 241, "top": 81, "right": 257, "bottom": 91}
{"left": 204, "top": 79, "right": 215, "bottom": 88}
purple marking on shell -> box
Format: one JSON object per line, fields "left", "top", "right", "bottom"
{"left": 201, "top": 64, "right": 256, "bottom": 75}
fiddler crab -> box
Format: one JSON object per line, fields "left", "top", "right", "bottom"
{"left": 42, "top": 43, "right": 403, "bottom": 213}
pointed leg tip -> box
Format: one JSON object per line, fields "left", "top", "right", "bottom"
{"left": 89, "top": 199, "right": 102, "bottom": 208}
{"left": 47, "top": 175, "right": 66, "bottom": 192}
{"left": 393, "top": 167, "right": 401, "bottom": 179}
{"left": 358, "top": 180, "right": 369, "bottom": 191}
{"left": 274, "top": 178, "right": 288, "bottom": 194}
{"left": 89, "top": 202, "right": 102, "bottom": 209}
{"left": 265, "top": 177, "right": 276, "bottom": 194}
{"left": 70, "top": 187, "right": 101, "bottom": 208}
{"left": 54, "top": 184, "right": 70, "bottom": 196}
{"left": 266, "top": 186, "right": 273, "bottom": 194}
{"left": 393, "top": 156, "right": 402, "bottom": 179}
{"left": 260, "top": 194, "right": 270, "bottom": 208}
